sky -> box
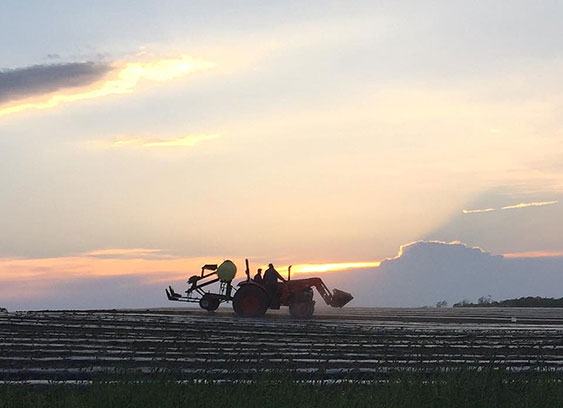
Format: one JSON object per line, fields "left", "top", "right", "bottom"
{"left": 1, "top": 1, "right": 562, "bottom": 310}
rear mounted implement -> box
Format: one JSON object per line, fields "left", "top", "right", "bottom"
{"left": 165, "top": 261, "right": 236, "bottom": 311}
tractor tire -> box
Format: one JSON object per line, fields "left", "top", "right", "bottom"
{"left": 199, "top": 294, "right": 220, "bottom": 311}
{"left": 289, "top": 300, "right": 315, "bottom": 319}
{"left": 232, "top": 285, "right": 268, "bottom": 317}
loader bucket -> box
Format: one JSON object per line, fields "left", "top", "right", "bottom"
{"left": 329, "top": 288, "right": 353, "bottom": 308}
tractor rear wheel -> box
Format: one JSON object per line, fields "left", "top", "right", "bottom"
{"left": 233, "top": 285, "right": 268, "bottom": 317}
{"left": 289, "top": 300, "right": 315, "bottom": 319}
{"left": 199, "top": 294, "right": 220, "bottom": 311}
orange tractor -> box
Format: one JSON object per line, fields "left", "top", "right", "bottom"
{"left": 166, "top": 259, "right": 353, "bottom": 318}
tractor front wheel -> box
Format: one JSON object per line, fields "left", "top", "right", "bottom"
{"left": 233, "top": 285, "right": 269, "bottom": 317}
{"left": 289, "top": 300, "right": 315, "bottom": 319}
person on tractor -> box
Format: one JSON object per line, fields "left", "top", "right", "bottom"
{"left": 253, "top": 268, "right": 263, "bottom": 284}
{"left": 263, "top": 263, "right": 286, "bottom": 302}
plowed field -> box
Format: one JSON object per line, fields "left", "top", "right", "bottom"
{"left": 1, "top": 307, "right": 561, "bottom": 382}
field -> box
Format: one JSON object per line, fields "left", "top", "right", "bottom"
{"left": 1, "top": 307, "right": 562, "bottom": 407}
{"left": 1, "top": 307, "right": 562, "bottom": 382}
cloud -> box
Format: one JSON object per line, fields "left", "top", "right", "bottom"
{"left": 462, "top": 208, "right": 495, "bottom": 214}
{"left": 2, "top": 241, "right": 562, "bottom": 310}
{"left": 463, "top": 200, "right": 558, "bottom": 214}
{"left": 103, "top": 133, "right": 219, "bottom": 148}
{"left": 0, "top": 62, "right": 112, "bottom": 104}
{"left": 0, "top": 251, "right": 358, "bottom": 310}
{"left": 80, "top": 248, "right": 172, "bottom": 259}
{"left": 0, "top": 250, "right": 381, "bottom": 310}
{"left": 502, "top": 249, "right": 563, "bottom": 258}
{"left": 0, "top": 251, "right": 213, "bottom": 310}
{"left": 501, "top": 200, "right": 558, "bottom": 210}
{"left": 320, "top": 241, "right": 563, "bottom": 307}
{"left": 0, "top": 55, "right": 214, "bottom": 118}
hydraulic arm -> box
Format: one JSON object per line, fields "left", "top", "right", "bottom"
{"left": 285, "top": 277, "right": 353, "bottom": 308}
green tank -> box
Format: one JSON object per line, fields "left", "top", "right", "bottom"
{"left": 216, "top": 260, "right": 237, "bottom": 282}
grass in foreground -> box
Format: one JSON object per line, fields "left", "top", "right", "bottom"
{"left": 1, "top": 370, "right": 562, "bottom": 408}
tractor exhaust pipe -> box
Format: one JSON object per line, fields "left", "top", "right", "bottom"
{"left": 245, "top": 258, "right": 250, "bottom": 281}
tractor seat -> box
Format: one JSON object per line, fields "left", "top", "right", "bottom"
{"left": 188, "top": 275, "right": 201, "bottom": 285}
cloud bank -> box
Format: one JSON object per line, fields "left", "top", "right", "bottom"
{"left": 1, "top": 241, "right": 562, "bottom": 311}
{"left": 322, "top": 241, "right": 563, "bottom": 307}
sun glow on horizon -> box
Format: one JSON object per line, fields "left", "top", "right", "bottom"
{"left": 0, "top": 252, "right": 384, "bottom": 301}
{"left": 3, "top": 241, "right": 563, "bottom": 306}
{"left": 0, "top": 55, "right": 215, "bottom": 118}
{"left": 277, "top": 261, "right": 381, "bottom": 275}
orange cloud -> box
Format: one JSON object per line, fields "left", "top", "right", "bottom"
{"left": 0, "top": 250, "right": 385, "bottom": 303}
{"left": 0, "top": 253, "right": 211, "bottom": 301}
{"left": 0, "top": 55, "right": 214, "bottom": 118}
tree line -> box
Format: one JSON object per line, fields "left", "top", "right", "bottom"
{"left": 452, "top": 296, "right": 563, "bottom": 308}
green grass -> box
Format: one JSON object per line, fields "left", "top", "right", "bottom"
{"left": 1, "top": 370, "right": 561, "bottom": 408}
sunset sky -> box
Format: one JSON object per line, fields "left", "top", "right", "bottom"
{"left": 1, "top": 1, "right": 562, "bottom": 309}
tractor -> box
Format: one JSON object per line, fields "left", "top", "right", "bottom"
{"left": 166, "top": 259, "right": 353, "bottom": 318}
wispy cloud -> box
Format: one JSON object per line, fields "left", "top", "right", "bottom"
{"left": 0, "top": 55, "right": 214, "bottom": 118}
{"left": 84, "top": 248, "right": 161, "bottom": 256}
{"left": 104, "top": 133, "right": 219, "bottom": 148}
{"left": 463, "top": 200, "right": 558, "bottom": 214}
{"left": 462, "top": 208, "right": 495, "bottom": 214}
{"left": 81, "top": 248, "right": 171, "bottom": 259}
{"left": 0, "top": 251, "right": 211, "bottom": 301}
{"left": 501, "top": 201, "right": 558, "bottom": 210}
{"left": 503, "top": 249, "right": 563, "bottom": 258}
{"left": 0, "top": 62, "right": 112, "bottom": 104}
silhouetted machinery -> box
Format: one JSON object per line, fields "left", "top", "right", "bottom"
{"left": 166, "top": 259, "right": 353, "bottom": 318}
